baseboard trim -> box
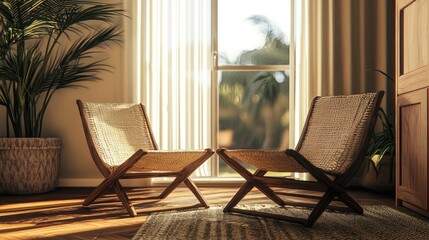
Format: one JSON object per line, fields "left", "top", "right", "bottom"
{"left": 58, "top": 178, "right": 152, "bottom": 187}
{"left": 58, "top": 177, "right": 246, "bottom": 188}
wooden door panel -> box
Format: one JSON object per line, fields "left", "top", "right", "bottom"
{"left": 401, "top": 0, "right": 428, "bottom": 74}
{"left": 397, "top": 89, "right": 428, "bottom": 211}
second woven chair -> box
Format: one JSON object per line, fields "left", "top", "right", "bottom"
{"left": 77, "top": 100, "right": 214, "bottom": 216}
{"left": 217, "top": 91, "right": 384, "bottom": 227}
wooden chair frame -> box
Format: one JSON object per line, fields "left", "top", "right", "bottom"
{"left": 217, "top": 92, "right": 384, "bottom": 227}
{"left": 77, "top": 100, "right": 214, "bottom": 216}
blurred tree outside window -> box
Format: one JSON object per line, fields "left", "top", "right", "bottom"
{"left": 216, "top": 0, "right": 291, "bottom": 177}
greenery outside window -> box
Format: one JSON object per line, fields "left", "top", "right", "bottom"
{"left": 213, "top": 0, "right": 293, "bottom": 177}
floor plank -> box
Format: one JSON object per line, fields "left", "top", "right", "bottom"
{"left": 0, "top": 186, "right": 398, "bottom": 239}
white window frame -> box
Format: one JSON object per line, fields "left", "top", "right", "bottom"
{"left": 210, "top": 0, "right": 297, "bottom": 178}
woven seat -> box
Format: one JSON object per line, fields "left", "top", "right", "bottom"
{"left": 217, "top": 91, "right": 384, "bottom": 227}
{"left": 77, "top": 101, "right": 214, "bottom": 216}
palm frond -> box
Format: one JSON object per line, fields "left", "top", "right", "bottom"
{"left": 0, "top": 1, "right": 14, "bottom": 24}
{"left": 33, "top": 1, "right": 122, "bottom": 34}
{"left": 0, "top": 0, "right": 124, "bottom": 137}
{"left": 2, "top": 0, "right": 46, "bottom": 28}
{"left": 39, "top": 25, "right": 120, "bottom": 91}
{"left": 23, "top": 19, "right": 53, "bottom": 37}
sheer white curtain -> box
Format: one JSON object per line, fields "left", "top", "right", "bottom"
{"left": 132, "top": 0, "right": 212, "bottom": 177}
{"left": 290, "top": 0, "right": 313, "bottom": 146}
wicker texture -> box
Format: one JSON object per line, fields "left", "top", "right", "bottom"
{"left": 225, "top": 150, "right": 306, "bottom": 172}
{"left": 81, "top": 102, "right": 157, "bottom": 168}
{"left": 0, "top": 138, "right": 61, "bottom": 194}
{"left": 81, "top": 102, "right": 211, "bottom": 172}
{"left": 298, "top": 93, "right": 377, "bottom": 175}
{"left": 221, "top": 93, "right": 377, "bottom": 175}
{"left": 127, "top": 150, "right": 209, "bottom": 172}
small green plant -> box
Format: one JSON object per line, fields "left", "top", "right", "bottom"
{"left": 366, "top": 108, "right": 395, "bottom": 172}
{"left": 0, "top": 0, "right": 122, "bottom": 137}
{"left": 365, "top": 69, "right": 395, "bottom": 180}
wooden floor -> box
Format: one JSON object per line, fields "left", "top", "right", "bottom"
{"left": 0, "top": 186, "right": 400, "bottom": 239}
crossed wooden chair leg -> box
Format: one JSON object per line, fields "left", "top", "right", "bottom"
{"left": 218, "top": 148, "right": 363, "bottom": 227}
{"left": 156, "top": 174, "right": 209, "bottom": 208}
{"left": 83, "top": 149, "right": 211, "bottom": 216}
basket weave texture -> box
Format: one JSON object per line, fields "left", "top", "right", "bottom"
{"left": 82, "top": 102, "right": 208, "bottom": 172}
{"left": 0, "top": 138, "right": 61, "bottom": 194}
{"left": 226, "top": 150, "right": 306, "bottom": 172}
{"left": 225, "top": 93, "right": 377, "bottom": 176}
{"left": 299, "top": 93, "right": 376, "bottom": 175}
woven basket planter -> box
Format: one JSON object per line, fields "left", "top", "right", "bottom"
{"left": 0, "top": 138, "right": 61, "bottom": 194}
{"left": 350, "top": 155, "right": 395, "bottom": 194}
{"left": 359, "top": 156, "right": 395, "bottom": 193}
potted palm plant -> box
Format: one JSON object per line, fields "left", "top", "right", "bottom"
{"left": 0, "top": 0, "right": 122, "bottom": 194}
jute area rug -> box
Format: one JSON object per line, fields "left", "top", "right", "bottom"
{"left": 132, "top": 204, "right": 429, "bottom": 240}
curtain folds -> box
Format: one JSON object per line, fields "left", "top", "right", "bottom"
{"left": 134, "top": 0, "right": 212, "bottom": 176}
{"left": 301, "top": 0, "right": 395, "bottom": 110}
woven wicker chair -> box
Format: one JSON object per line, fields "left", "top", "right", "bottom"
{"left": 76, "top": 100, "right": 214, "bottom": 216}
{"left": 217, "top": 92, "right": 384, "bottom": 227}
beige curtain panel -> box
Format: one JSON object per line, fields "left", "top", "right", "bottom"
{"left": 304, "top": 0, "right": 394, "bottom": 108}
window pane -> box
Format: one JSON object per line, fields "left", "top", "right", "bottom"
{"left": 218, "top": 71, "right": 290, "bottom": 177}
{"left": 218, "top": 0, "right": 291, "bottom": 66}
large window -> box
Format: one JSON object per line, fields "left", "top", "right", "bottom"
{"left": 133, "top": 0, "right": 295, "bottom": 180}
{"left": 213, "top": 0, "right": 292, "bottom": 177}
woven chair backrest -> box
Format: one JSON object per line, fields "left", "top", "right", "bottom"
{"left": 80, "top": 102, "right": 157, "bottom": 167}
{"left": 297, "top": 93, "right": 378, "bottom": 176}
